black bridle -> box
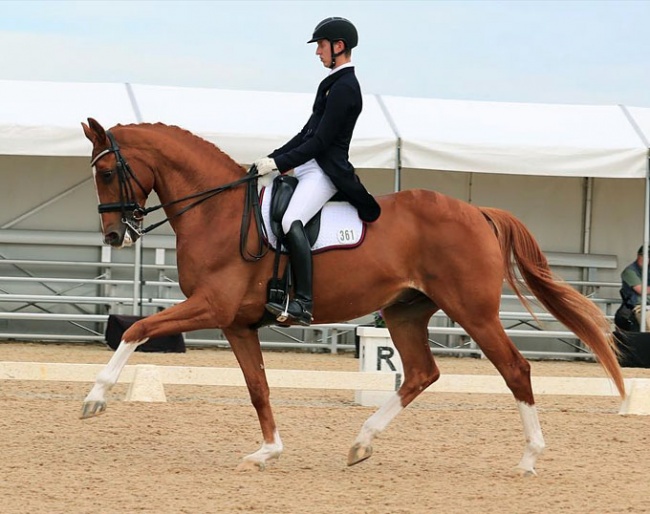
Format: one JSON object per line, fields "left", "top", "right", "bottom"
{"left": 90, "top": 130, "right": 267, "bottom": 261}
{"left": 91, "top": 132, "right": 150, "bottom": 236}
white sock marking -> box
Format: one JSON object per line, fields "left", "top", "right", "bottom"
{"left": 516, "top": 401, "right": 545, "bottom": 472}
{"left": 244, "top": 430, "right": 283, "bottom": 464}
{"left": 84, "top": 339, "right": 146, "bottom": 403}
{"left": 355, "top": 393, "right": 404, "bottom": 448}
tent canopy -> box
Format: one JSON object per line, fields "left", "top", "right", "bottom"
{"left": 0, "top": 79, "right": 647, "bottom": 178}
{"left": 382, "top": 96, "right": 649, "bottom": 178}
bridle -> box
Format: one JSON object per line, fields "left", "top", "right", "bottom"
{"left": 91, "top": 131, "right": 150, "bottom": 237}
{"left": 90, "top": 130, "right": 267, "bottom": 261}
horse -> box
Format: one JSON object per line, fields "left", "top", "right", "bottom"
{"left": 80, "top": 118, "right": 625, "bottom": 475}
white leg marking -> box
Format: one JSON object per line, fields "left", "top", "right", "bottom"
{"left": 243, "top": 430, "right": 283, "bottom": 467}
{"left": 516, "top": 401, "right": 545, "bottom": 475}
{"left": 84, "top": 340, "right": 146, "bottom": 403}
{"left": 354, "top": 393, "right": 404, "bottom": 448}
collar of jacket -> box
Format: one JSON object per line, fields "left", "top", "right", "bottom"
{"left": 317, "top": 66, "right": 355, "bottom": 92}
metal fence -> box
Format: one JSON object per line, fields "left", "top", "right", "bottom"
{"left": 0, "top": 229, "right": 621, "bottom": 359}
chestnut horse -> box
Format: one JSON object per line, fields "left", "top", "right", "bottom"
{"left": 81, "top": 118, "right": 624, "bottom": 475}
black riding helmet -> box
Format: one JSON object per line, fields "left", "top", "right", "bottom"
{"left": 307, "top": 17, "right": 358, "bottom": 68}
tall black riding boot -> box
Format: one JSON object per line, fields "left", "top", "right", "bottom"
{"left": 266, "top": 220, "right": 313, "bottom": 326}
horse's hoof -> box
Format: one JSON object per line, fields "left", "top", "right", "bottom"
{"left": 80, "top": 401, "right": 107, "bottom": 419}
{"left": 347, "top": 443, "right": 373, "bottom": 466}
{"left": 513, "top": 466, "right": 537, "bottom": 477}
{"left": 236, "top": 459, "right": 266, "bottom": 472}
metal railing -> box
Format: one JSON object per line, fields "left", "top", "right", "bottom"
{"left": 0, "top": 229, "right": 621, "bottom": 358}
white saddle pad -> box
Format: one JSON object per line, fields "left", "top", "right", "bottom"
{"left": 260, "top": 184, "right": 365, "bottom": 253}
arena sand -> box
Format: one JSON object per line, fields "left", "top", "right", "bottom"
{"left": 1, "top": 342, "right": 649, "bottom": 514}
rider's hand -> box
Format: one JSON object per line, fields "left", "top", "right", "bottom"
{"left": 253, "top": 157, "right": 278, "bottom": 175}
{"left": 257, "top": 170, "right": 280, "bottom": 190}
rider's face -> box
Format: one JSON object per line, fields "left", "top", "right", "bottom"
{"left": 315, "top": 39, "right": 331, "bottom": 67}
{"left": 315, "top": 39, "right": 345, "bottom": 68}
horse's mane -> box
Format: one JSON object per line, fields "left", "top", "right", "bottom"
{"left": 114, "top": 122, "right": 245, "bottom": 171}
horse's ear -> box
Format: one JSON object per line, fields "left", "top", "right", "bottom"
{"left": 82, "top": 117, "right": 107, "bottom": 145}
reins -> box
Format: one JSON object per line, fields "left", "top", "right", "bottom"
{"left": 92, "top": 131, "right": 268, "bottom": 261}
{"left": 136, "top": 171, "right": 259, "bottom": 236}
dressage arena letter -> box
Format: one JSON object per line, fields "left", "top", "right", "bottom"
{"left": 377, "top": 346, "right": 397, "bottom": 372}
{"left": 355, "top": 327, "right": 404, "bottom": 406}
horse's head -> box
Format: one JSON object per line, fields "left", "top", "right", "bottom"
{"left": 82, "top": 118, "right": 154, "bottom": 248}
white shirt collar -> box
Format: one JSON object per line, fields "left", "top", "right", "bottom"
{"left": 329, "top": 62, "right": 354, "bottom": 76}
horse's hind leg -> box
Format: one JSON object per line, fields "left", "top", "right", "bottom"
{"left": 349, "top": 298, "right": 439, "bottom": 466}
{"left": 461, "top": 317, "right": 545, "bottom": 476}
{"left": 223, "top": 326, "right": 282, "bottom": 472}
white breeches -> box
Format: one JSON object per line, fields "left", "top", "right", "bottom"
{"left": 282, "top": 159, "right": 337, "bottom": 234}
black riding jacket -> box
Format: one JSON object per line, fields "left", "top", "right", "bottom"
{"left": 269, "top": 66, "right": 381, "bottom": 222}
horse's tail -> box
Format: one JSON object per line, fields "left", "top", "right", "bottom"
{"left": 480, "top": 207, "right": 625, "bottom": 398}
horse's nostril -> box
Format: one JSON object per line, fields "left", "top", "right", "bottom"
{"left": 104, "top": 232, "right": 120, "bottom": 246}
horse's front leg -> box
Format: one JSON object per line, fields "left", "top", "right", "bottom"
{"left": 223, "top": 326, "right": 283, "bottom": 471}
{"left": 80, "top": 339, "right": 144, "bottom": 418}
{"left": 81, "top": 296, "right": 215, "bottom": 419}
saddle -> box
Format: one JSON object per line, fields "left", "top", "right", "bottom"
{"left": 269, "top": 174, "right": 321, "bottom": 248}
{"left": 255, "top": 174, "right": 365, "bottom": 328}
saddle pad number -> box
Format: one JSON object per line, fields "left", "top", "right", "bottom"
{"left": 337, "top": 228, "right": 357, "bottom": 244}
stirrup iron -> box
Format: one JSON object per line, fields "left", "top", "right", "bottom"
{"left": 274, "top": 295, "right": 291, "bottom": 323}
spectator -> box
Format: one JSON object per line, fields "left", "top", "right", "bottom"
{"left": 616, "top": 246, "right": 650, "bottom": 331}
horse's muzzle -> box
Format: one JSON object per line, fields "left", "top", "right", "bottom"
{"left": 104, "top": 222, "right": 139, "bottom": 248}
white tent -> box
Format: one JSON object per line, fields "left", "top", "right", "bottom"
{"left": 129, "top": 83, "right": 397, "bottom": 169}
{"left": 0, "top": 80, "right": 397, "bottom": 169}
{"left": 380, "top": 95, "right": 648, "bottom": 178}
{"left": 0, "top": 80, "right": 137, "bottom": 157}
{"left": 1, "top": 79, "right": 647, "bottom": 179}
{"left": 0, "top": 79, "right": 648, "bottom": 267}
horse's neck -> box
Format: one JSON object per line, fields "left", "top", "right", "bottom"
{"left": 149, "top": 142, "right": 245, "bottom": 237}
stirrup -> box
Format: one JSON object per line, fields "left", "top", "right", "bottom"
{"left": 265, "top": 300, "right": 313, "bottom": 326}
{"left": 265, "top": 296, "right": 291, "bottom": 323}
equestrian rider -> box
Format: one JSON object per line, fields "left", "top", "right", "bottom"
{"left": 253, "top": 17, "right": 381, "bottom": 326}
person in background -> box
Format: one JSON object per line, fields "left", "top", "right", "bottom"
{"left": 616, "top": 246, "right": 650, "bottom": 332}
{"left": 252, "top": 17, "right": 381, "bottom": 326}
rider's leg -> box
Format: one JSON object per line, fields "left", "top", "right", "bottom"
{"left": 266, "top": 220, "right": 313, "bottom": 325}
{"left": 280, "top": 159, "right": 337, "bottom": 234}
{"left": 266, "top": 160, "right": 336, "bottom": 326}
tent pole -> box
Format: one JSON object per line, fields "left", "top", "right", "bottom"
{"left": 1, "top": 177, "right": 92, "bottom": 229}
{"left": 581, "top": 177, "right": 594, "bottom": 295}
{"left": 582, "top": 177, "right": 593, "bottom": 254}
{"left": 619, "top": 104, "right": 650, "bottom": 332}
{"left": 375, "top": 94, "right": 401, "bottom": 192}
{"left": 394, "top": 137, "right": 402, "bottom": 192}
{"left": 642, "top": 157, "right": 650, "bottom": 332}
{"left": 126, "top": 82, "right": 145, "bottom": 316}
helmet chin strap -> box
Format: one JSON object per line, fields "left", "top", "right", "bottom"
{"left": 329, "top": 40, "right": 346, "bottom": 69}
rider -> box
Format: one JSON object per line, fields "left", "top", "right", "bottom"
{"left": 253, "top": 17, "right": 381, "bottom": 326}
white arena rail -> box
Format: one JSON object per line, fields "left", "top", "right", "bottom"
{"left": 0, "top": 361, "right": 648, "bottom": 415}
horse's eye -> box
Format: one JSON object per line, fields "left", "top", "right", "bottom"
{"left": 100, "top": 169, "right": 114, "bottom": 183}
